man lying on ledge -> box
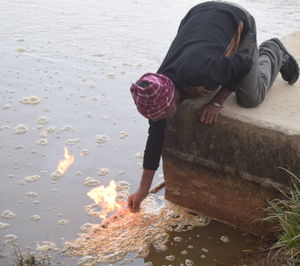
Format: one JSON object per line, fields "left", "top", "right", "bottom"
{"left": 128, "top": 1, "right": 299, "bottom": 212}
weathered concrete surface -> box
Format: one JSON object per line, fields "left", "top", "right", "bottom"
{"left": 162, "top": 31, "right": 300, "bottom": 236}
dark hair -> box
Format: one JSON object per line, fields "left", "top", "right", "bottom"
{"left": 137, "top": 80, "right": 150, "bottom": 88}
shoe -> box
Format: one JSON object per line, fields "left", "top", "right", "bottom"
{"left": 270, "top": 38, "right": 299, "bottom": 85}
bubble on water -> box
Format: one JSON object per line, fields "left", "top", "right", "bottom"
{"left": 57, "top": 213, "right": 64, "bottom": 218}
{"left": 36, "top": 241, "right": 57, "bottom": 251}
{"left": 78, "top": 256, "right": 97, "bottom": 265}
{"left": 4, "top": 234, "right": 18, "bottom": 243}
{"left": 137, "top": 163, "right": 143, "bottom": 169}
{"left": 15, "top": 145, "right": 25, "bottom": 150}
{"left": 41, "top": 170, "right": 48, "bottom": 176}
{"left": 181, "top": 250, "right": 188, "bottom": 255}
{"left": 14, "top": 124, "right": 28, "bottom": 134}
{"left": 145, "top": 262, "right": 153, "bottom": 266}
{"left": 58, "top": 219, "right": 69, "bottom": 225}
{"left": 97, "top": 168, "right": 109, "bottom": 176}
{"left": 66, "top": 138, "right": 80, "bottom": 146}
{"left": 185, "top": 259, "right": 194, "bottom": 266}
{"left": 174, "top": 236, "right": 183, "bottom": 242}
{"left": 91, "top": 53, "right": 105, "bottom": 57}
{"left": 80, "top": 149, "right": 90, "bottom": 156}
{"left": 187, "top": 245, "right": 193, "bottom": 249}
{"left": 84, "top": 177, "right": 101, "bottom": 187}
{"left": 31, "top": 215, "right": 41, "bottom": 221}
{"left": 26, "top": 192, "right": 38, "bottom": 197}
{"left": 117, "top": 170, "right": 125, "bottom": 175}
{"left": 40, "top": 126, "right": 56, "bottom": 137}
{"left": 105, "top": 73, "right": 116, "bottom": 78}
{"left": 18, "top": 180, "right": 26, "bottom": 185}
{"left": 0, "top": 125, "right": 10, "bottom": 131}
{"left": 101, "top": 115, "right": 108, "bottom": 120}
{"left": 89, "top": 84, "right": 96, "bottom": 89}
{"left": 60, "top": 125, "right": 73, "bottom": 131}
{"left": 201, "top": 248, "right": 208, "bottom": 253}
{"left": 165, "top": 255, "right": 175, "bottom": 261}
{"left": 80, "top": 223, "right": 96, "bottom": 233}
{"left": 0, "top": 222, "right": 10, "bottom": 230}
{"left": 91, "top": 96, "right": 98, "bottom": 101}
{"left": 200, "top": 254, "right": 206, "bottom": 259}
{"left": 119, "top": 131, "right": 128, "bottom": 139}
{"left": 20, "top": 95, "right": 40, "bottom": 105}
{"left": 34, "top": 200, "right": 40, "bottom": 204}
{"left": 52, "top": 188, "right": 59, "bottom": 192}
{"left": 74, "top": 171, "right": 83, "bottom": 176}
{"left": 2, "top": 104, "right": 11, "bottom": 109}
{"left": 95, "top": 134, "right": 109, "bottom": 144}
{"left": 51, "top": 170, "right": 63, "bottom": 180}
{"left": 36, "top": 116, "right": 51, "bottom": 126}
{"left": 44, "top": 107, "right": 50, "bottom": 112}
{"left": 24, "top": 175, "right": 41, "bottom": 183}
{"left": 16, "top": 48, "right": 26, "bottom": 53}
{"left": 36, "top": 138, "right": 48, "bottom": 145}
{"left": 1, "top": 210, "right": 16, "bottom": 219}
{"left": 134, "top": 152, "right": 144, "bottom": 158}
{"left": 220, "top": 235, "right": 230, "bottom": 243}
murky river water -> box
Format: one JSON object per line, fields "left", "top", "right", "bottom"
{"left": 0, "top": 0, "right": 299, "bottom": 265}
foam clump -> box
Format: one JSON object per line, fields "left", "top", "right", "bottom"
{"left": 1, "top": 210, "right": 16, "bottom": 219}
{"left": 66, "top": 138, "right": 80, "bottom": 145}
{"left": 0, "top": 222, "right": 10, "bottom": 229}
{"left": 31, "top": 215, "right": 41, "bottom": 221}
{"left": 14, "top": 124, "right": 28, "bottom": 134}
{"left": 36, "top": 116, "right": 51, "bottom": 126}
{"left": 4, "top": 234, "right": 18, "bottom": 243}
{"left": 119, "top": 131, "right": 128, "bottom": 139}
{"left": 20, "top": 95, "right": 40, "bottom": 105}
{"left": 95, "top": 135, "right": 109, "bottom": 144}
{"left": 84, "top": 177, "right": 101, "bottom": 187}
{"left": 97, "top": 168, "right": 109, "bottom": 176}
{"left": 36, "top": 241, "right": 58, "bottom": 251}
{"left": 36, "top": 139, "right": 48, "bottom": 145}
{"left": 63, "top": 181, "right": 210, "bottom": 265}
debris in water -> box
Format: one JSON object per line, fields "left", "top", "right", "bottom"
{"left": 1, "top": 210, "right": 16, "bottom": 219}
{"left": 134, "top": 152, "right": 144, "bottom": 158}
{"left": 80, "top": 149, "right": 90, "bottom": 156}
{"left": 16, "top": 48, "right": 26, "bottom": 53}
{"left": 24, "top": 175, "right": 41, "bottom": 183}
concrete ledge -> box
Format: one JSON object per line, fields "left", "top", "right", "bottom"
{"left": 162, "top": 31, "right": 300, "bottom": 236}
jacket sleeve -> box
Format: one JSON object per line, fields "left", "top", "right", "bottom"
{"left": 202, "top": 52, "right": 253, "bottom": 91}
{"left": 143, "top": 119, "right": 166, "bottom": 171}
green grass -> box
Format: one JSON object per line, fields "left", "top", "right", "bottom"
{"left": 261, "top": 168, "right": 300, "bottom": 265}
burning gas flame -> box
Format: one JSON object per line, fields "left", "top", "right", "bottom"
{"left": 87, "top": 180, "right": 121, "bottom": 220}
{"left": 57, "top": 147, "right": 75, "bottom": 175}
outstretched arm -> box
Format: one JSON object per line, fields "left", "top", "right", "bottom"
{"left": 127, "top": 169, "right": 155, "bottom": 212}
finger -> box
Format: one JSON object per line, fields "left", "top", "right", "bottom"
{"left": 132, "top": 200, "right": 140, "bottom": 213}
{"left": 127, "top": 198, "right": 133, "bottom": 212}
{"left": 200, "top": 110, "right": 207, "bottom": 123}
{"left": 208, "top": 112, "right": 215, "bottom": 124}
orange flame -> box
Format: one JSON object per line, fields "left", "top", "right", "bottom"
{"left": 57, "top": 147, "right": 75, "bottom": 175}
{"left": 87, "top": 180, "right": 121, "bottom": 220}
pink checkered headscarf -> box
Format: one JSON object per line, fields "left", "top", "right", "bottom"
{"left": 130, "top": 73, "right": 175, "bottom": 120}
